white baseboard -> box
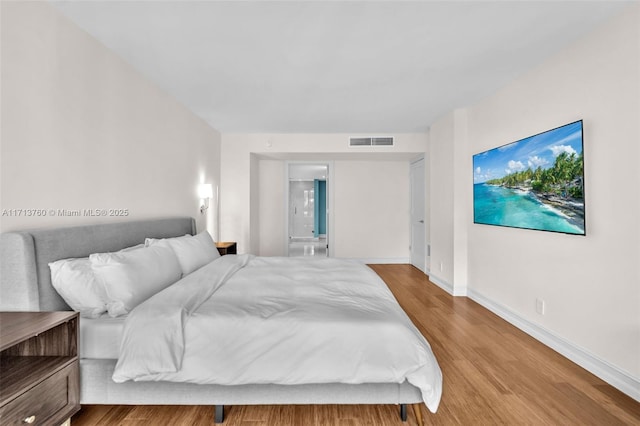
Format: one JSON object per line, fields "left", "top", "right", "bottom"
{"left": 467, "top": 288, "right": 640, "bottom": 402}
{"left": 427, "top": 274, "right": 467, "bottom": 296}
{"left": 353, "top": 257, "right": 410, "bottom": 264}
{"left": 427, "top": 274, "right": 453, "bottom": 294}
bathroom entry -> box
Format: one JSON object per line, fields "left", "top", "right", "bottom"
{"left": 287, "top": 163, "right": 329, "bottom": 257}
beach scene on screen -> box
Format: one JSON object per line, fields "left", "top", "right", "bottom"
{"left": 473, "top": 121, "right": 585, "bottom": 235}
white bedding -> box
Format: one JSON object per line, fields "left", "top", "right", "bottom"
{"left": 113, "top": 255, "right": 443, "bottom": 412}
{"left": 80, "top": 316, "right": 125, "bottom": 359}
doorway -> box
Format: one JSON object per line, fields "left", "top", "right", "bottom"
{"left": 287, "top": 163, "right": 329, "bottom": 257}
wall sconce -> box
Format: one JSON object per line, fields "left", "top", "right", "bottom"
{"left": 198, "top": 183, "right": 213, "bottom": 214}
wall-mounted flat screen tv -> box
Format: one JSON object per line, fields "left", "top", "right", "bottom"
{"left": 473, "top": 120, "right": 585, "bottom": 235}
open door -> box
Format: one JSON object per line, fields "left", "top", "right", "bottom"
{"left": 287, "top": 163, "right": 329, "bottom": 257}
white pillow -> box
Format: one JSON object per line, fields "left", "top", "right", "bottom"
{"left": 121, "top": 243, "right": 146, "bottom": 252}
{"left": 50, "top": 258, "right": 107, "bottom": 318}
{"left": 146, "top": 231, "right": 220, "bottom": 275}
{"left": 48, "top": 243, "right": 146, "bottom": 318}
{"left": 90, "top": 244, "right": 182, "bottom": 317}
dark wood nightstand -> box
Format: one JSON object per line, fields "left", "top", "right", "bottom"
{"left": 0, "top": 311, "right": 80, "bottom": 425}
{"left": 215, "top": 241, "right": 237, "bottom": 256}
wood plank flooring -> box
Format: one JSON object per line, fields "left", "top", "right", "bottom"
{"left": 72, "top": 264, "right": 640, "bottom": 425}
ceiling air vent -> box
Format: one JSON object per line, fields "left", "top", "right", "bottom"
{"left": 371, "top": 137, "right": 394, "bottom": 146}
{"left": 349, "top": 136, "right": 394, "bottom": 147}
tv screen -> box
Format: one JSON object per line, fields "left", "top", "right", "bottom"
{"left": 473, "top": 120, "right": 585, "bottom": 235}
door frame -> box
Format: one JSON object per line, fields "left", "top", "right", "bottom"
{"left": 410, "top": 157, "right": 427, "bottom": 273}
{"left": 284, "top": 161, "right": 334, "bottom": 257}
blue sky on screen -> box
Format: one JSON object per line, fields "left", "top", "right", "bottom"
{"left": 473, "top": 121, "right": 583, "bottom": 184}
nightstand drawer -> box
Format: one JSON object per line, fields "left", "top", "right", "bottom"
{"left": 0, "top": 361, "right": 78, "bottom": 426}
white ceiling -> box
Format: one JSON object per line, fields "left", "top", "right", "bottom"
{"left": 51, "top": 1, "right": 628, "bottom": 133}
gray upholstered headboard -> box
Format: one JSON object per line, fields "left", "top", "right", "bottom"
{"left": 0, "top": 217, "right": 196, "bottom": 312}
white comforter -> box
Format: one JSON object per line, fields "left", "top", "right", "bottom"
{"left": 113, "top": 255, "right": 443, "bottom": 412}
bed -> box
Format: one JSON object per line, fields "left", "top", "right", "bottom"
{"left": 0, "top": 217, "right": 442, "bottom": 425}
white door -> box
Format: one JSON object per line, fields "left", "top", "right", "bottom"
{"left": 410, "top": 159, "right": 426, "bottom": 272}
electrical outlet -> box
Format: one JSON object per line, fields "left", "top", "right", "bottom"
{"left": 536, "top": 298, "right": 546, "bottom": 315}
{"left": 439, "top": 261, "right": 443, "bottom": 272}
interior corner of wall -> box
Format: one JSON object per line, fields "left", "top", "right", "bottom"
{"left": 428, "top": 274, "right": 454, "bottom": 296}
{"left": 452, "top": 286, "right": 468, "bottom": 297}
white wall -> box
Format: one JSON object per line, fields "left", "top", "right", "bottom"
{"left": 429, "top": 5, "right": 639, "bottom": 391}
{"left": 249, "top": 154, "right": 260, "bottom": 253}
{"left": 0, "top": 2, "right": 221, "bottom": 234}
{"left": 429, "top": 108, "right": 470, "bottom": 295}
{"left": 258, "top": 160, "right": 285, "bottom": 256}
{"left": 220, "top": 135, "right": 252, "bottom": 253}
{"left": 429, "top": 113, "right": 455, "bottom": 285}
{"left": 220, "top": 133, "right": 426, "bottom": 258}
{"left": 333, "top": 160, "right": 410, "bottom": 260}
{"left": 252, "top": 158, "right": 412, "bottom": 260}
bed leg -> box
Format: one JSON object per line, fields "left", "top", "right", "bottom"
{"left": 400, "top": 404, "right": 407, "bottom": 422}
{"left": 412, "top": 403, "right": 424, "bottom": 426}
{"left": 214, "top": 405, "right": 224, "bottom": 424}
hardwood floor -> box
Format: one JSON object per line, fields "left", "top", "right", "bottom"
{"left": 72, "top": 264, "right": 640, "bottom": 425}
